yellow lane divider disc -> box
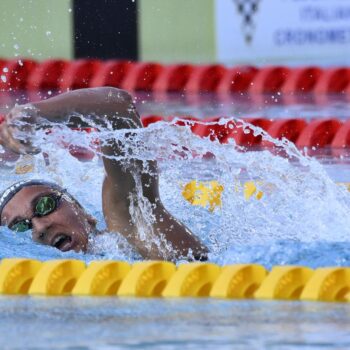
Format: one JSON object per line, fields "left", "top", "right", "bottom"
{"left": 182, "top": 181, "right": 223, "bottom": 212}
{"left": 182, "top": 180, "right": 264, "bottom": 211}
{"left": 28, "top": 259, "right": 86, "bottom": 296}
{"left": 15, "top": 155, "right": 35, "bottom": 174}
{"left": 210, "top": 264, "right": 267, "bottom": 299}
{"left": 243, "top": 181, "right": 264, "bottom": 200}
{"left": 254, "top": 266, "right": 314, "bottom": 300}
{"left": 300, "top": 267, "right": 350, "bottom": 302}
{"left": 162, "top": 263, "right": 221, "bottom": 297}
{"left": 72, "top": 261, "right": 131, "bottom": 296}
{"left": 0, "top": 258, "right": 42, "bottom": 295}
{"left": 117, "top": 261, "right": 176, "bottom": 297}
{"left": 337, "top": 183, "right": 350, "bottom": 191}
{"left": 182, "top": 181, "right": 350, "bottom": 211}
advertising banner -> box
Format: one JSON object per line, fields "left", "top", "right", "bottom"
{"left": 215, "top": 0, "right": 350, "bottom": 65}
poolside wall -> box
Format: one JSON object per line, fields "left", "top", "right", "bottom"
{"left": 0, "top": 0, "right": 73, "bottom": 59}
{"left": 0, "top": 0, "right": 350, "bottom": 64}
{"left": 0, "top": 0, "right": 215, "bottom": 63}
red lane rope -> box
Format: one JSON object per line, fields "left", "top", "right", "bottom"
{"left": 140, "top": 115, "right": 350, "bottom": 153}
{"left": 1, "top": 114, "right": 350, "bottom": 161}
{"left": 1, "top": 58, "right": 350, "bottom": 96}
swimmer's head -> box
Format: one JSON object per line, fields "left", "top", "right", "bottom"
{"left": 0, "top": 180, "right": 97, "bottom": 253}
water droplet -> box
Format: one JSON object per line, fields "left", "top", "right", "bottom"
{"left": 1, "top": 75, "right": 7, "bottom": 83}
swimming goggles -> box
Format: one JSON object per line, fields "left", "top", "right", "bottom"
{"left": 9, "top": 193, "right": 62, "bottom": 232}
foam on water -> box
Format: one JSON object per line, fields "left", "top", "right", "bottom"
{"left": 1, "top": 117, "right": 350, "bottom": 267}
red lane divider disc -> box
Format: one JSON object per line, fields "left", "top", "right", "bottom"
{"left": 142, "top": 115, "right": 233, "bottom": 141}
{"left": 153, "top": 64, "right": 194, "bottom": 93}
{"left": 121, "top": 62, "right": 164, "bottom": 92}
{"left": 249, "top": 66, "right": 291, "bottom": 94}
{"left": 141, "top": 115, "right": 165, "bottom": 127}
{"left": 67, "top": 145, "right": 95, "bottom": 161}
{"left": 89, "top": 60, "right": 133, "bottom": 88}
{"left": 281, "top": 67, "right": 323, "bottom": 94}
{"left": 68, "top": 127, "right": 98, "bottom": 161}
{"left": 217, "top": 66, "right": 258, "bottom": 94}
{"left": 261, "top": 118, "right": 308, "bottom": 147}
{"left": 169, "top": 116, "right": 199, "bottom": 132}
{"left": 314, "top": 67, "right": 350, "bottom": 94}
{"left": 185, "top": 65, "right": 227, "bottom": 93}
{"left": 0, "top": 59, "right": 8, "bottom": 77}
{"left": 222, "top": 118, "right": 273, "bottom": 147}
{"left": 141, "top": 115, "right": 199, "bottom": 131}
{"left": 59, "top": 59, "right": 101, "bottom": 91}
{"left": 192, "top": 117, "right": 235, "bottom": 142}
{"left": 26, "top": 59, "right": 68, "bottom": 91}
{"left": 0, "top": 60, "right": 10, "bottom": 103}
{"left": 0, "top": 59, "right": 37, "bottom": 91}
{"left": 296, "top": 119, "right": 342, "bottom": 149}
{"left": 331, "top": 120, "right": 350, "bottom": 156}
{"left": 50, "top": 127, "right": 98, "bottom": 161}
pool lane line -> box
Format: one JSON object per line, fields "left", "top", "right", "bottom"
{"left": 0, "top": 259, "right": 349, "bottom": 302}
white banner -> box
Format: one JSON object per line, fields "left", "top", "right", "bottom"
{"left": 215, "top": 0, "right": 350, "bottom": 65}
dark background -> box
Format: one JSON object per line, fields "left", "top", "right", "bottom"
{"left": 73, "top": 0, "right": 138, "bottom": 60}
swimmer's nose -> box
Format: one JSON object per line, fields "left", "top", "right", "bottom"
{"left": 31, "top": 216, "right": 53, "bottom": 243}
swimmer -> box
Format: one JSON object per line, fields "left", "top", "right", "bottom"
{"left": 0, "top": 87, "right": 208, "bottom": 261}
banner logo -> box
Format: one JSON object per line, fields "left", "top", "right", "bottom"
{"left": 234, "top": 0, "right": 260, "bottom": 44}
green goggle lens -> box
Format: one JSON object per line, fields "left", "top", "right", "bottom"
{"left": 9, "top": 195, "right": 60, "bottom": 233}
{"left": 35, "top": 196, "right": 57, "bottom": 216}
{"left": 11, "top": 221, "right": 31, "bottom": 232}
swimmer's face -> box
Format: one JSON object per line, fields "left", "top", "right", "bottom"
{"left": 0, "top": 185, "right": 96, "bottom": 253}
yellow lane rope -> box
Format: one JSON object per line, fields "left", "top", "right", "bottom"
{"left": 0, "top": 259, "right": 349, "bottom": 302}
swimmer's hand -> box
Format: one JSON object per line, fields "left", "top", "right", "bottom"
{"left": 0, "top": 87, "right": 140, "bottom": 154}
{"left": 0, "top": 105, "right": 40, "bottom": 154}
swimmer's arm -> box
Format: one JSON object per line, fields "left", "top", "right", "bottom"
{"left": 102, "top": 172, "right": 208, "bottom": 261}
{"left": 29, "top": 87, "right": 208, "bottom": 260}
{"left": 0, "top": 88, "right": 141, "bottom": 152}
{"left": 3, "top": 87, "right": 208, "bottom": 260}
{"left": 97, "top": 102, "right": 208, "bottom": 259}
{"left": 27, "top": 87, "right": 142, "bottom": 129}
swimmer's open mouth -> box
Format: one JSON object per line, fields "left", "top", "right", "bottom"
{"left": 52, "top": 233, "right": 72, "bottom": 251}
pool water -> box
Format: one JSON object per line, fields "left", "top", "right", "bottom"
{"left": 0, "top": 297, "right": 349, "bottom": 350}
{"left": 0, "top": 91, "right": 350, "bottom": 349}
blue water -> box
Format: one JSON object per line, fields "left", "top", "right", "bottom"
{"left": 0, "top": 92, "right": 350, "bottom": 349}
{"left": 0, "top": 297, "right": 349, "bottom": 350}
